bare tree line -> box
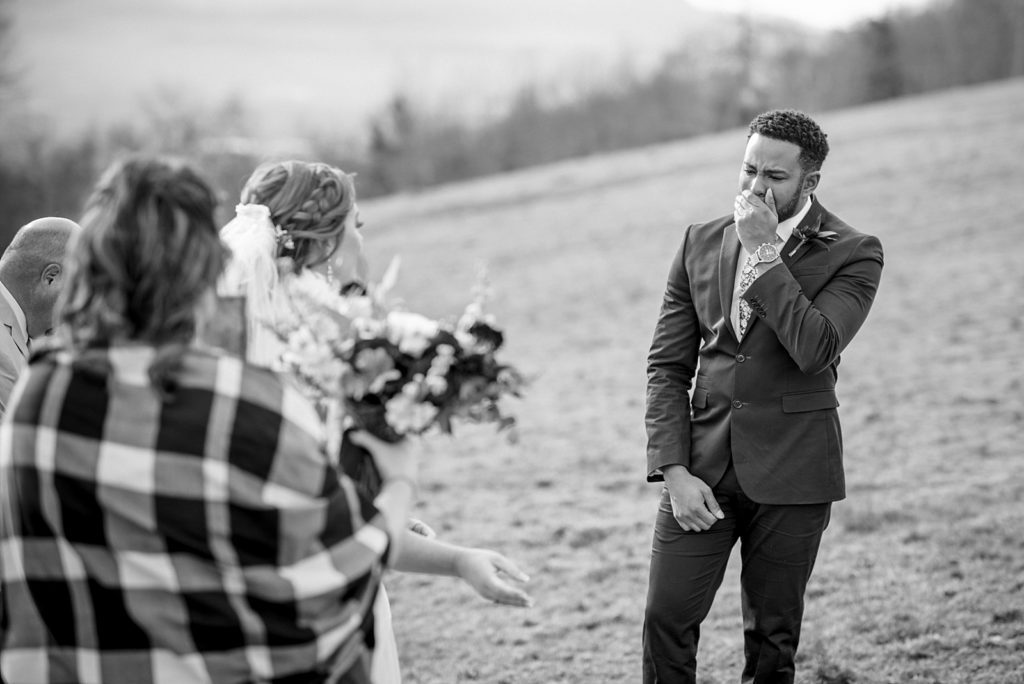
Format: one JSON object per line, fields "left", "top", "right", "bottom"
{"left": 1, "top": 0, "right": 1022, "bottom": 245}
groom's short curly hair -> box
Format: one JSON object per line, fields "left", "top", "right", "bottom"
{"left": 240, "top": 161, "right": 356, "bottom": 271}
{"left": 748, "top": 109, "right": 830, "bottom": 173}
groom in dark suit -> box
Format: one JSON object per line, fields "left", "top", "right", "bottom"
{"left": 643, "top": 110, "right": 883, "bottom": 683}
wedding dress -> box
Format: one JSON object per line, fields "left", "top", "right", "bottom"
{"left": 218, "top": 203, "right": 405, "bottom": 684}
{"left": 371, "top": 586, "right": 403, "bottom": 683}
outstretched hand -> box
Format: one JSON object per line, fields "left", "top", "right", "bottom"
{"left": 455, "top": 549, "right": 534, "bottom": 608}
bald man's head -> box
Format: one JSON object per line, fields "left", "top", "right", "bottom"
{"left": 0, "top": 217, "right": 81, "bottom": 337}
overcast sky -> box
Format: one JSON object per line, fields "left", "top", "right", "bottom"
{"left": 7, "top": 0, "right": 938, "bottom": 140}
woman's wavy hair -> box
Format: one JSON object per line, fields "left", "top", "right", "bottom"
{"left": 60, "top": 156, "right": 228, "bottom": 369}
{"left": 239, "top": 160, "right": 356, "bottom": 270}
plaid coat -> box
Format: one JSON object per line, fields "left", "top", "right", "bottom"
{"left": 0, "top": 345, "right": 389, "bottom": 683}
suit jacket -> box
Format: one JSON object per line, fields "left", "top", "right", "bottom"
{"left": 645, "top": 197, "right": 884, "bottom": 504}
{"left": 0, "top": 290, "right": 29, "bottom": 416}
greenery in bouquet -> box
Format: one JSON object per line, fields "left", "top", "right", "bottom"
{"left": 272, "top": 258, "right": 527, "bottom": 445}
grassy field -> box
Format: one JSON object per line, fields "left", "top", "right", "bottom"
{"left": 357, "top": 78, "right": 1024, "bottom": 684}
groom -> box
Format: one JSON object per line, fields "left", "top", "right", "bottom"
{"left": 643, "top": 110, "right": 883, "bottom": 683}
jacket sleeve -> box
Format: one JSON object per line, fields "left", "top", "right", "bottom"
{"left": 645, "top": 229, "right": 701, "bottom": 481}
{"left": 227, "top": 377, "right": 391, "bottom": 613}
{"left": 743, "top": 233, "right": 884, "bottom": 375}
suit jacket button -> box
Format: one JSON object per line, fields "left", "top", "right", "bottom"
{"left": 736, "top": 354, "right": 746, "bottom": 363}
{"left": 732, "top": 400, "right": 743, "bottom": 409}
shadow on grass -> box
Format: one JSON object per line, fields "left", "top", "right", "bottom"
{"left": 797, "top": 640, "right": 859, "bottom": 684}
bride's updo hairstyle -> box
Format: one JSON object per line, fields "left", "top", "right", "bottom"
{"left": 239, "top": 160, "right": 356, "bottom": 270}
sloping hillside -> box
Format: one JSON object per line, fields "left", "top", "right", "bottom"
{"left": 362, "top": 78, "right": 1024, "bottom": 683}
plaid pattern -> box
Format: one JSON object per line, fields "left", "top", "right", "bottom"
{"left": 0, "top": 346, "right": 390, "bottom": 683}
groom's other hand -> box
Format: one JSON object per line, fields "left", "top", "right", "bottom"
{"left": 663, "top": 465, "right": 724, "bottom": 532}
{"left": 455, "top": 549, "right": 534, "bottom": 608}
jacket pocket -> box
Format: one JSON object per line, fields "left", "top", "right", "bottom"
{"left": 790, "top": 266, "right": 827, "bottom": 276}
{"left": 781, "top": 389, "right": 838, "bottom": 413}
{"left": 692, "top": 388, "right": 709, "bottom": 409}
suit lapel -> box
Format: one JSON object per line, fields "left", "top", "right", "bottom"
{"left": 4, "top": 323, "right": 27, "bottom": 359}
{"left": 718, "top": 221, "right": 742, "bottom": 340}
{"left": 0, "top": 290, "right": 28, "bottom": 359}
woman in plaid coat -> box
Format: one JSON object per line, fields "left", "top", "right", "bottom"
{"left": 0, "top": 157, "right": 420, "bottom": 683}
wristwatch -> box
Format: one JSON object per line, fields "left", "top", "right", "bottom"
{"left": 749, "top": 241, "right": 780, "bottom": 265}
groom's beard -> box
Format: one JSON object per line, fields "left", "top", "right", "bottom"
{"left": 775, "top": 175, "right": 805, "bottom": 222}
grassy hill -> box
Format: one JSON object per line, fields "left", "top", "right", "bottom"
{"left": 359, "top": 78, "right": 1024, "bottom": 683}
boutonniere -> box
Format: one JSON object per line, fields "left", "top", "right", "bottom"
{"left": 789, "top": 222, "right": 838, "bottom": 256}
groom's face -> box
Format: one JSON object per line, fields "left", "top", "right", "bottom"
{"left": 738, "top": 134, "right": 817, "bottom": 222}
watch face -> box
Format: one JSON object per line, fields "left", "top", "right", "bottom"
{"left": 757, "top": 243, "right": 779, "bottom": 262}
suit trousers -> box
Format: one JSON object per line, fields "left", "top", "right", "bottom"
{"left": 642, "top": 462, "right": 831, "bottom": 684}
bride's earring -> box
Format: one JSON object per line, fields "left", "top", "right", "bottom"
{"left": 327, "top": 262, "right": 335, "bottom": 285}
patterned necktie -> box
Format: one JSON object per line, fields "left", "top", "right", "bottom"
{"left": 737, "top": 258, "right": 757, "bottom": 337}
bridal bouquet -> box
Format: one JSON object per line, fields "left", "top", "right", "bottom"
{"left": 271, "top": 259, "right": 526, "bottom": 492}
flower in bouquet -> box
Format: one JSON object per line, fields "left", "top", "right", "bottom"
{"left": 271, "top": 258, "right": 527, "bottom": 445}
{"left": 271, "top": 266, "right": 356, "bottom": 409}
{"left": 387, "top": 310, "right": 441, "bottom": 356}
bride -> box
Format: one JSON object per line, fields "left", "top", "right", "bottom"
{"left": 217, "top": 160, "right": 533, "bottom": 683}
